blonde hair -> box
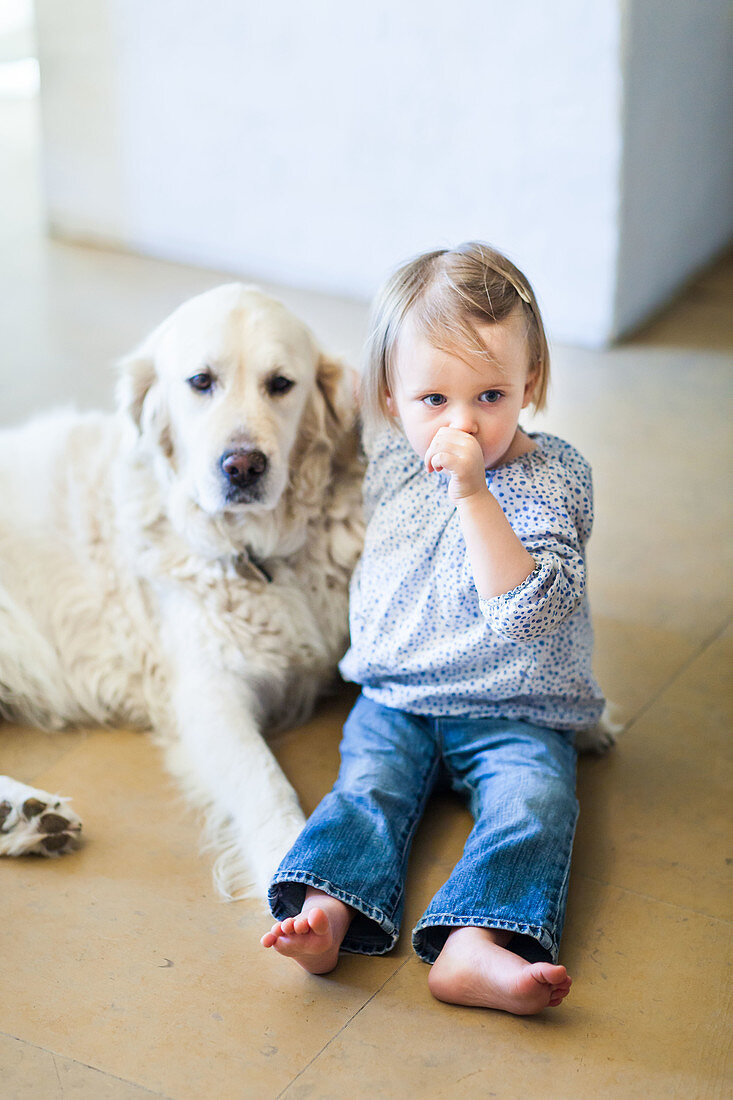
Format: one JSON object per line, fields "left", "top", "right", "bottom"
{"left": 361, "top": 241, "right": 549, "bottom": 432}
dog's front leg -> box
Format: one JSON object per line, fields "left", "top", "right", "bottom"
{"left": 159, "top": 610, "right": 306, "bottom": 901}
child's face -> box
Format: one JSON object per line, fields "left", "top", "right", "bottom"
{"left": 386, "top": 308, "right": 538, "bottom": 471}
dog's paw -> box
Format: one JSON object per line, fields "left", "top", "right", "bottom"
{"left": 574, "top": 707, "right": 623, "bottom": 755}
{"left": 0, "top": 777, "right": 82, "bottom": 857}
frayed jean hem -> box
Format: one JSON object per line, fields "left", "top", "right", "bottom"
{"left": 412, "top": 914, "right": 558, "bottom": 965}
{"left": 268, "top": 870, "right": 399, "bottom": 956}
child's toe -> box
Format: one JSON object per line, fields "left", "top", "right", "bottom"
{"left": 548, "top": 980, "right": 572, "bottom": 1006}
{"left": 307, "top": 908, "right": 330, "bottom": 935}
{"left": 535, "top": 963, "right": 567, "bottom": 986}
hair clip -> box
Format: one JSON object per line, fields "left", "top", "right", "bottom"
{"left": 485, "top": 256, "right": 531, "bottom": 304}
{"left": 509, "top": 279, "right": 531, "bottom": 305}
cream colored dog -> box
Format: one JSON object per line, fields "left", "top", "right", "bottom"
{"left": 0, "top": 285, "right": 364, "bottom": 898}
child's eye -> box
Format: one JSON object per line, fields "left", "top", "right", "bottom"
{"left": 422, "top": 394, "right": 445, "bottom": 407}
{"left": 480, "top": 390, "right": 502, "bottom": 404}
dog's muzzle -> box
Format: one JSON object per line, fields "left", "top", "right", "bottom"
{"left": 220, "top": 448, "right": 269, "bottom": 503}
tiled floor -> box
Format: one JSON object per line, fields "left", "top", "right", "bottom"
{"left": 1, "top": 93, "right": 732, "bottom": 1099}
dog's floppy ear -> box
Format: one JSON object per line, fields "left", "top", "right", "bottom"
{"left": 290, "top": 351, "right": 358, "bottom": 510}
{"left": 117, "top": 348, "right": 157, "bottom": 431}
{"left": 316, "top": 353, "right": 357, "bottom": 434}
{"left": 117, "top": 311, "right": 173, "bottom": 430}
{"left": 117, "top": 328, "right": 175, "bottom": 460}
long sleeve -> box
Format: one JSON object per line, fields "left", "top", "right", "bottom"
{"left": 478, "top": 450, "right": 593, "bottom": 641}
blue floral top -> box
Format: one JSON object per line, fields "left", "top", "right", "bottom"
{"left": 339, "top": 425, "right": 605, "bottom": 731}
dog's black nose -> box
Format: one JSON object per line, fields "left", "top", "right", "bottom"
{"left": 220, "top": 449, "right": 268, "bottom": 487}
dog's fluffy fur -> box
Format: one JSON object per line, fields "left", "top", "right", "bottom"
{"left": 0, "top": 284, "right": 364, "bottom": 898}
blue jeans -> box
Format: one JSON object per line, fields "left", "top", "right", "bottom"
{"left": 269, "top": 694, "right": 578, "bottom": 964}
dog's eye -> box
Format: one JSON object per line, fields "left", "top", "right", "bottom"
{"left": 267, "top": 375, "right": 295, "bottom": 397}
{"left": 187, "top": 372, "right": 214, "bottom": 393}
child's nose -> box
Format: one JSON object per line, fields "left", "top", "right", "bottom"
{"left": 449, "top": 407, "right": 479, "bottom": 435}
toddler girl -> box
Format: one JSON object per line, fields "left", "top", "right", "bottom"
{"left": 261, "top": 242, "right": 605, "bottom": 1015}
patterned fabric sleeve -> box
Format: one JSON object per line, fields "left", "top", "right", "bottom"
{"left": 479, "top": 450, "right": 594, "bottom": 640}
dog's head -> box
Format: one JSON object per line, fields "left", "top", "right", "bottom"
{"left": 118, "top": 284, "right": 354, "bottom": 517}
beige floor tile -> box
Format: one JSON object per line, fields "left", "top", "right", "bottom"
{"left": 0, "top": 1033, "right": 162, "bottom": 1099}
{"left": 0, "top": 721, "right": 89, "bottom": 787}
{"left": 634, "top": 251, "right": 733, "bottom": 352}
{"left": 592, "top": 615, "right": 697, "bottom": 726}
{"left": 1, "top": 723, "right": 405, "bottom": 1099}
{"left": 278, "top": 879, "right": 732, "bottom": 1100}
{"left": 574, "top": 624, "right": 733, "bottom": 920}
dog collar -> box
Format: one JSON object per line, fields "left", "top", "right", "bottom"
{"left": 232, "top": 550, "right": 273, "bottom": 584}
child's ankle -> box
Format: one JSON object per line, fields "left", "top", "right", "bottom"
{"left": 304, "top": 886, "right": 348, "bottom": 912}
{"left": 482, "top": 927, "right": 513, "bottom": 949}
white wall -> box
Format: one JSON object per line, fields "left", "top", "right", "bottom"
{"left": 613, "top": 0, "right": 733, "bottom": 337}
{"left": 34, "top": 1, "right": 731, "bottom": 348}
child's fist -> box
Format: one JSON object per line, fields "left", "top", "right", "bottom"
{"left": 425, "top": 427, "right": 487, "bottom": 500}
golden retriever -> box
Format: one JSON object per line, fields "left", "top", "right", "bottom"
{"left": 0, "top": 284, "right": 364, "bottom": 897}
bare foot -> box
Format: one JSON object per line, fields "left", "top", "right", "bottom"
{"left": 428, "top": 926, "right": 572, "bottom": 1015}
{"left": 260, "top": 888, "right": 353, "bottom": 974}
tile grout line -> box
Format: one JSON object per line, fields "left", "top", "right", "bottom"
{"left": 576, "top": 871, "right": 733, "bottom": 926}
{"left": 0, "top": 1029, "right": 173, "bottom": 1099}
{"left": 276, "top": 957, "right": 412, "bottom": 1100}
{"left": 621, "top": 613, "right": 732, "bottom": 734}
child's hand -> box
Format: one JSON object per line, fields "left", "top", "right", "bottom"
{"left": 424, "top": 427, "right": 487, "bottom": 500}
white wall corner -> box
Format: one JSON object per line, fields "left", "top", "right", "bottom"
{"left": 611, "top": 0, "right": 733, "bottom": 340}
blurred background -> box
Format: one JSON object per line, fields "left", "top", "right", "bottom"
{"left": 3, "top": 0, "right": 732, "bottom": 355}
